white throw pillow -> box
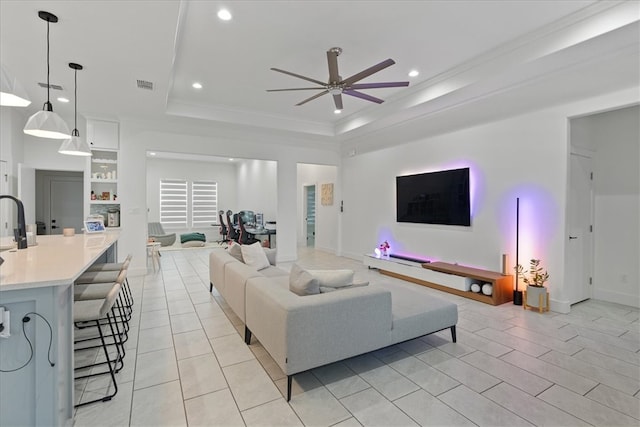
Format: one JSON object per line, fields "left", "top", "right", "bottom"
{"left": 289, "top": 264, "right": 319, "bottom": 296}
{"left": 240, "top": 242, "right": 270, "bottom": 271}
{"left": 307, "top": 269, "right": 354, "bottom": 288}
{"left": 182, "top": 240, "right": 205, "bottom": 248}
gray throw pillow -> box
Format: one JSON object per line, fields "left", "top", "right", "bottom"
{"left": 228, "top": 243, "right": 244, "bottom": 263}
{"left": 289, "top": 264, "right": 320, "bottom": 296}
{"left": 319, "top": 281, "right": 369, "bottom": 293}
{"left": 264, "top": 248, "right": 277, "bottom": 266}
{"left": 307, "top": 269, "right": 354, "bottom": 288}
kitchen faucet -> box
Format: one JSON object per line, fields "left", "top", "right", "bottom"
{"left": 0, "top": 194, "right": 27, "bottom": 250}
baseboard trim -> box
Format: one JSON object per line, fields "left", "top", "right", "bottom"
{"left": 549, "top": 298, "right": 571, "bottom": 314}
{"left": 593, "top": 289, "right": 640, "bottom": 308}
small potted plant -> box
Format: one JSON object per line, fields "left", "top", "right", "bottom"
{"left": 378, "top": 240, "right": 390, "bottom": 256}
{"left": 515, "top": 259, "right": 550, "bottom": 312}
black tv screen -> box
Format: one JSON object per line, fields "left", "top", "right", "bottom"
{"left": 396, "top": 168, "right": 471, "bottom": 226}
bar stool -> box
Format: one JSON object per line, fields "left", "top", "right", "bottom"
{"left": 86, "top": 254, "right": 132, "bottom": 272}
{"left": 74, "top": 282, "right": 124, "bottom": 407}
{"left": 79, "top": 255, "right": 134, "bottom": 310}
{"left": 75, "top": 269, "right": 131, "bottom": 343}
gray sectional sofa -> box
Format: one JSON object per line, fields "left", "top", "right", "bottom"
{"left": 209, "top": 247, "right": 458, "bottom": 401}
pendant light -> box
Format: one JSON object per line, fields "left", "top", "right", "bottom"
{"left": 1, "top": 65, "right": 31, "bottom": 107}
{"left": 23, "top": 11, "right": 70, "bottom": 139}
{"left": 58, "top": 63, "right": 91, "bottom": 156}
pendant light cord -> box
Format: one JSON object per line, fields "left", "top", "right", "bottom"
{"left": 74, "top": 68, "right": 77, "bottom": 130}
{"left": 46, "top": 17, "right": 51, "bottom": 105}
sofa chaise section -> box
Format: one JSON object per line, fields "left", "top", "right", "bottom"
{"left": 245, "top": 276, "right": 394, "bottom": 377}
{"left": 245, "top": 274, "right": 458, "bottom": 401}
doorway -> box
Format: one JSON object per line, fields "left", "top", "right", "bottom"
{"left": 305, "top": 185, "right": 316, "bottom": 247}
{"left": 566, "top": 152, "right": 594, "bottom": 305}
{"left": 36, "top": 170, "right": 84, "bottom": 234}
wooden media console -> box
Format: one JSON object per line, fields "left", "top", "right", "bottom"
{"left": 363, "top": 255, "right": 513, "bottom": 305}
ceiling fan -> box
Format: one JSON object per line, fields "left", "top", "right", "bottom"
{"left": 267, "top": 47, "right": 409, "bottom": 110}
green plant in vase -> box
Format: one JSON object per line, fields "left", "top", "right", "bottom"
{"left": 515, "top": 259, "right": 550, "bottom": 311}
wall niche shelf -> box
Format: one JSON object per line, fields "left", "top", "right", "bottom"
{"left": 87, "top": 148, "right": 120, "bottom": 227}
{"left": 363, "top": 254, "right": 514, "bottom": 305}
{"left": 90, "top": 178, "right": 117, "bottom": 184}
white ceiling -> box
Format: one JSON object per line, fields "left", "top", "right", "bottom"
{"left": 1, "top": 0, "right": 638, "bottom": 144}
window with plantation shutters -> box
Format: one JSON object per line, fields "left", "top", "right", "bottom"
{"left": 160, "top": 179, "right": 188, "bottom": 228}
{"left": 192, "top": 181, "right": 218, "bottom": 226}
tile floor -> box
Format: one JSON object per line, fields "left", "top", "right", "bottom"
{"left": 73, "top": 247, "right": 640, "bottom": 426}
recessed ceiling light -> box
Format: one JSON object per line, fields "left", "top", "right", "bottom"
{"left": 57, "top": 97, "right": 69, "bottom": 103}
{"left": 228, "top": 158, "right": 234, "bottom": 161}
{"left": 334, "top": 109, "right": 342, "bottom": 114}
{"left": 408, "top": 70, "right": 419, "bottom": 78}
{"left": 149, "top": 152, "right": 157, "bottom": 156}
{"left": 192, "top": 82, "right": 203, "bottom": 89}
{"left": 217, "top": 9, "right": 232, "bottom": 21}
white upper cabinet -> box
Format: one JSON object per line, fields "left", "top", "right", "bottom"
{"left": 86, "top": 119, "right": 119, "bottom": 150}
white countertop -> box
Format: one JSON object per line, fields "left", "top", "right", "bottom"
{"left": 0, "top": 231, "right": 120, "bottom": 291}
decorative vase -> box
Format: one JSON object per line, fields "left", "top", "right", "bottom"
{"left": 524, "top": 285, "right": 549, "bottom": 313}
{"left": 481, "top": 283, "right": 493, "bottom": 296}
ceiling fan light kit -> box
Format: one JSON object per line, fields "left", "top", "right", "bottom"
{"left": 268, "top": 47, "right": 409, "bottom": 110}
{"left": 24, "top": 11, "right": 71, "bottom": 140}
{"left": 58, "top": 62, "right": 92, "bottom": 156}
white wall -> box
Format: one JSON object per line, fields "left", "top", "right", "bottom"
{"left": 118, "top": 119, "right": 339, "bottom": 275}
{"left": 341, "top": 110, "right": 567, "bottom": 271}
{"left": 0, "top": 107, "right": 26, "bottom": 236}
{"left": 340, "top": 88, "right": 639, "bottom": 313}
{"left": 297, "top": 163, "right": 339, "bottom": 252}
{"left": 236, "top": 159, "right": 277, "bottom": 221}
{"left": 572, "top": 105, "right": 639, "bottom": 306}
{"left": 146, "top": 157, "right": 238, "bottom": 240}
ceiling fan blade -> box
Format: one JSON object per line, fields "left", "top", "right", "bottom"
{"left": 267, "top": 87, "right": 327, "bottom": 92}
{"left": 343, "top": 90, "right": 385, "bottom": 104}
{"left": 296, "top": 90, "right": 329, "bottom": 106}
{"left": 271, "top": 68, "right": 327, "bottom": 87}
{"left": 342, "top": 59, "right": 395, "bottom": 86}
{"left": 327, "top": 50, "right": 340, "bottom": 83}
{"left": 333, "top": 94, "right": 343, "bottom": 110}
{"left": 350, "top": 81, "right": 409, "bottom": 89}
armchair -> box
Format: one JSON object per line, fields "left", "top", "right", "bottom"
{"left": 148, "top": 222, "right": 176, "bottom": 247}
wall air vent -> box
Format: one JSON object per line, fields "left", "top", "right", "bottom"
{"left": 137, "top": 79, "right": 154, "bottom": 90}
{"left": 38, "top": 82, "right": 63, "bottom": 90}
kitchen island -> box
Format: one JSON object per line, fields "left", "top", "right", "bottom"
{"left": 0, "top": 231, "right": 119, "bottom": 426}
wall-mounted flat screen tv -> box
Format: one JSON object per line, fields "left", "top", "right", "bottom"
{"left": 396, "top": 167, "right": 471, "bottom": 226}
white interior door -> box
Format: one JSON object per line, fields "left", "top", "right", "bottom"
{"left": 305, "top": 185, "right": 316, "bottom": 247}
{"left": 49, "top": 179, "right": 84, "bottom": 234}
{"left": 566, "top": 152, "right": 594, "bottom": 304}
